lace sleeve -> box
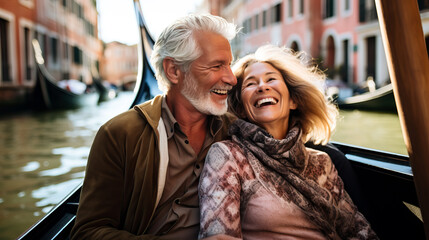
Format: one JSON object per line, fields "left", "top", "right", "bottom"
{"left": 198, "top": 142, "right": 242, "bottom": 239}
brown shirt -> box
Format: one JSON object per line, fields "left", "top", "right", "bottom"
{"left": 146, "top": 96, "right": 224, "bottom": 239}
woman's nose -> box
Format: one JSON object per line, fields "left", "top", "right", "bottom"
{"left": 257, "top": 81, "right": 270, "bottom": 92}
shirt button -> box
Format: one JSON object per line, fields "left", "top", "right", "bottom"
{"left": 185, "top": 140, "right": 189, "bottom": 144}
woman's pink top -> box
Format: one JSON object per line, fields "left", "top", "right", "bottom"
{"left": 198, "top": 141, "right": 329, "bottom": 239}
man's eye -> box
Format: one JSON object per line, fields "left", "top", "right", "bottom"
{"left": 212, "top": 65, "right": 222, "bottom": 69}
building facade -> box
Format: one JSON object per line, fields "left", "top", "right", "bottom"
{"left": 0, "top": 0, "right": 102, "bottom": 110}
{"left": 100, "top": 41, "right": 138, "bottom": 90}
{"left": 203, "top": 0, "right": 429, "bottom": 88}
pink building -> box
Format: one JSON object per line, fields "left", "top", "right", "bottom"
{"left": 100, "top": 41, "right": 138, "bottom": 89}
{"left": 205, "top": 0, "right": 429, "bottom": 88}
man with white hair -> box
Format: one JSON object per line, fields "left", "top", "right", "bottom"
{"left": 71, "top": 14, "right": 238, "bottom": 239}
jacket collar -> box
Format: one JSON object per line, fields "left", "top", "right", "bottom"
{"left": 133, "top": 94, "right": 164, "bottom": 130}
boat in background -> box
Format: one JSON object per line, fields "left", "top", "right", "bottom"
{"left": 336, "top": 83, "right": 396, "bottom": 112}
{"left": 91, "top": 63, "right": 118, "bottom": 103}
{"left": 17, "top": 1, "right": 429, "bottom": 239}
{"left": 92, "top": 77, "right": 118, "bottom": 103}
{"left": 31, "top": 40, "right": 99, "bottom": 110}
{"left": 130, "top": 0, "right": 162, "bottom": 107}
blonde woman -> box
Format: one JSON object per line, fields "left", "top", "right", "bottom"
{"left": 198, "top": 45, "right": 377, "bottom": 240}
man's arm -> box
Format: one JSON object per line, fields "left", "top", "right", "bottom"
{"left": 70, "top": 125, "right": 159, "bottom": 240}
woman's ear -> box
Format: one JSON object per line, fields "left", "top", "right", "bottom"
{"left": 163, "top": 57, "right": 183, "bottom": 84}
{"left": 289, "top": 98, "right": 298, "bottom": 110}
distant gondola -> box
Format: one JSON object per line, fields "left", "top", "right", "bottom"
{"left": 90, "top": 63, "right": 118, "bottom": 103}
{"left": 336, "top": 83, "right": 396, "bottom": 112}
{"left": 31, "top": 40, "right": 99, "bottom": 110}
{"left": 17, "top": 1, "right": 429, "bottom": 240}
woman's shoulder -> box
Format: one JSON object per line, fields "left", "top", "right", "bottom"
{"left": 206, "top": 140, "right": 249, "bottom": 167}
{"left": 209, "top": 140, "right": 244, "bottom": 158}
{"left": 306, "top": 147, "right": 332, "bottom": 163}
{"left": 205, "top": 140, "right": 257, "bottom": 183}
{"left": 304, "top": 147, "right": 334, "bottom": 177}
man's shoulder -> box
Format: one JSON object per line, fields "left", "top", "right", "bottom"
{"left": 101, "top": 95, "right": 164, "bottom": 132}
{"left": 133, "top": 95, "right": 163, "bottom": 120}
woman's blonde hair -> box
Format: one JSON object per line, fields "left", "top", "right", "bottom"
{"left": 229, "top": 45, "right": 338, "bottom": 144}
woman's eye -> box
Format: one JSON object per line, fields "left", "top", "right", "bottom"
{"left": 267, "top": 78, "right": 276, "bottom": 82}
{"left": 244, "top": 82, "right": 255, "bottom": 87}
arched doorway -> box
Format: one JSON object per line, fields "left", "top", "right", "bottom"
{"left": 290, "top": 41, "right": 299, "bottom": 52}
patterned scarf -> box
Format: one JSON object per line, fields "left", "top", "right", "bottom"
{"left": 229, "top": 119, "right": 355, "bottom": 239}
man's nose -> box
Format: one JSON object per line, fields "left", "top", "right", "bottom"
{"left": 223, "top": 66, "right": 237, "bottom": 86}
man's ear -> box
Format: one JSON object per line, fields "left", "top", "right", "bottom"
{"left": 163, "top": 57, "right": 183, "bottom": 84}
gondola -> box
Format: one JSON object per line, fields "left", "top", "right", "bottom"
{"left": 90, "top": 62, "right": 117, "bottom": 103}
{"left": 336, "top": 83, "right": 397, "bottom": 112}
{"left": 17, "top": 0, "right": 429, "bottom": 239}
{"left": 31, "top": 40, "right": 99, "bottom": 110}
{"left": 92, "top": 77, "right": 116, "bottom": 103}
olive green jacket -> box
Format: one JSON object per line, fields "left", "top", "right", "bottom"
{"left": 70, "top": 95, "right": 235, "bottom": 240}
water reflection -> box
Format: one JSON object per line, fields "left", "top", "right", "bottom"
{"left": 0, "top": 92, "right": 134, "bottom": 240}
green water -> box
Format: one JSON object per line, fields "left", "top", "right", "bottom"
{"left": 332, "top": 110, "right": 407, "bottom": 155}
{"left": 0, "top": 92, "right": 134, "bottom": 240}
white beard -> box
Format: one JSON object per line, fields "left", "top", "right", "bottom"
{"left": 181, "top": 72, "right": 228, "bottom": 116}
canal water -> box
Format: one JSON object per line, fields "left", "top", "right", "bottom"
{"left": 0, "top": 92, "right": 406, "bottom": 240}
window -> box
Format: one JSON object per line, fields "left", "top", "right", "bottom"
{"left": 84, "top": 19, "right": 95, "bottom": 37}
{"left": 344, "top": 0, "right": 350, "bottom": 11}
{"left": 248, "top": 17, "right": 253, "bottom": 32}
{"left": 341, "top": 0, "right": 351, "bottom": 17}
{"left": 262, "top": 10, "right": 267, "bottom": 27}
{"left": 24, "top": 27, "right": 32, "bottom": 81}
{"left": 324, "top": 0, "right": 335, "bottom": 19}
{"left": 299, "top": 0, "right": 304, "bottom": 15}
{"left": 73, "top": 45, "right": 83, "bottom": 65}
{"left": 359, "top": 0, "right": 377, "bottom": 22}
{"left": 51, "top": 37, "right": 58, "bottom": 64}
{"left": 63, "top": 41, "right": 69, "bottom": 60}
{"left": 271, "top": 3, "right": 282, "bottom": 23}
{"left": 288, "top": 0, "right": 293, "bottom": 18}
{"left": 254, "top": 14, "right": 259, "bottom": 30}
{"left": 72, "top": 0, "right": 83, "bottom": 19}
{"left": 0, "top": 18, "right": 11, "bottom": 82}
{"left": 242, "top": 19, "right": 248, "bottom": 34}
{"left": 244, "top": 18, "right": 251, "bottom": 33}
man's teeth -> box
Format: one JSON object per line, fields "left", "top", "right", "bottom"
{"left": 212, "top": 89, "right": 228, "bottom": 95}
{"left": 256, "top": 98, "right": 277, "bottom": 108}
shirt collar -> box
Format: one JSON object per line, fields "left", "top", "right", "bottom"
{"left": 161, "top": 96, "right": 224, "bottom": 139}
